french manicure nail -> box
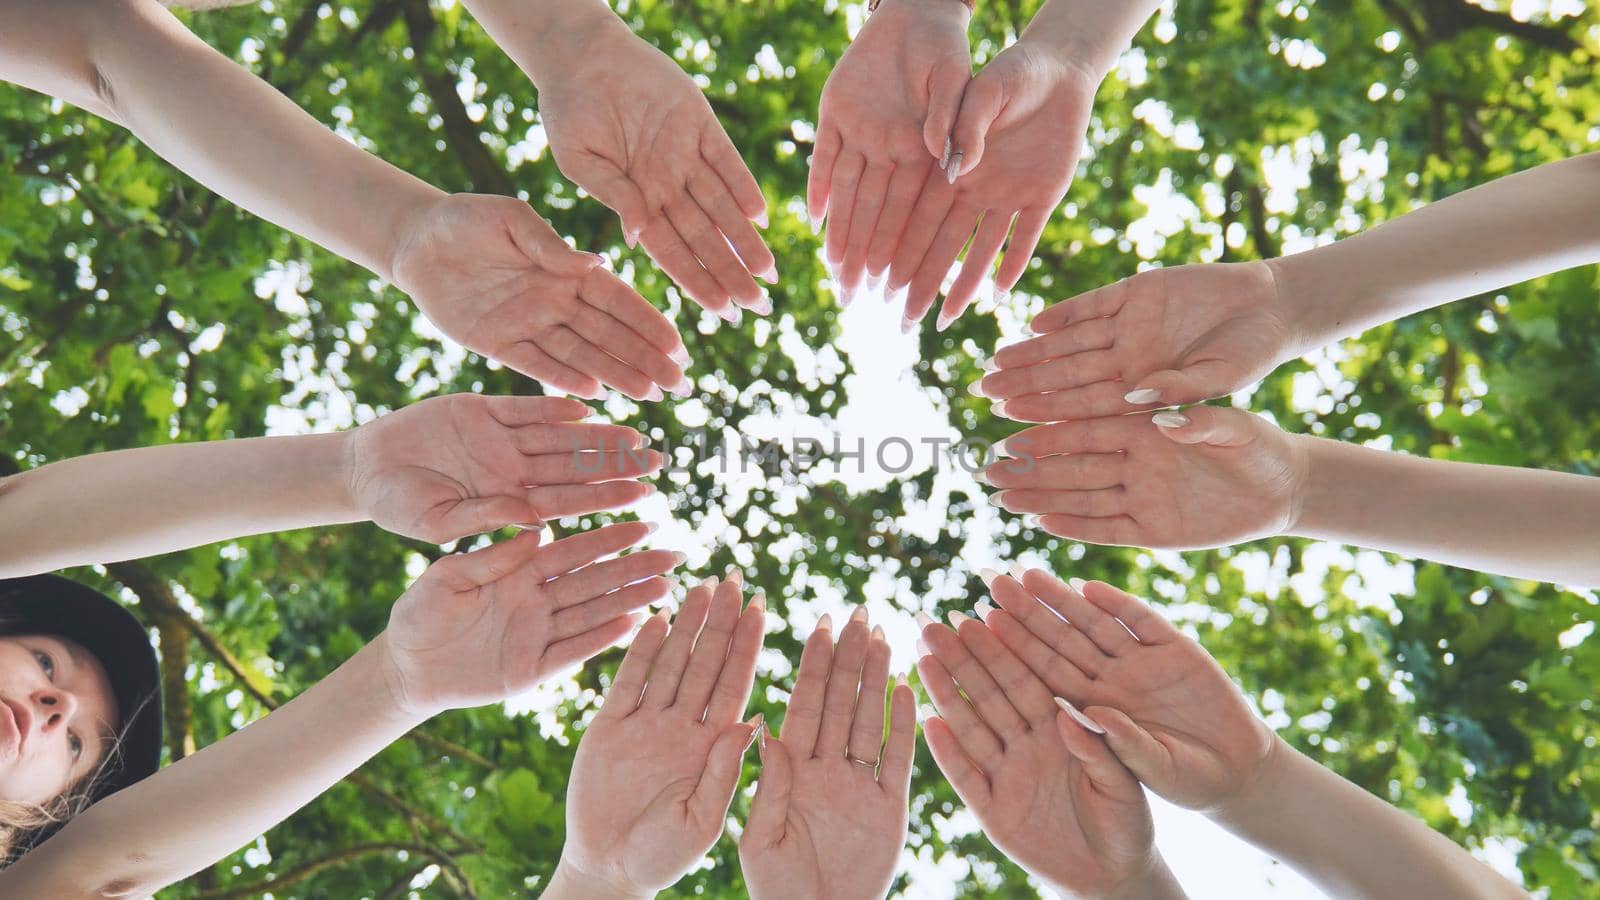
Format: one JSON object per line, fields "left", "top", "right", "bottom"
{"left": 758, "top": 722, "right": 770, "bottom": 752}
{"left": 896, "top": 674, "right": 909, "bottom": 689}
{"left": 947, "top": 610, "right": 971, "bottom": 628}
{"left": 936, "top": 310, "right": 956, "bottom": 332}
{"left": 1054, "top": 696, "right": 1106, "bottom": 734}
{"left": 1125, "top": 388, "right": 1162, "bottom": 404}
{"left": 642, "top": 521, "right": 660, "bottom": 535}
{"left": 644, "top": 385, "right": 664, "bottom": 401}
{"left": 818, "top": 613, "right": 834, "bottom": 632}
{"left": 940, "top": 136, "right": 952, "bottom": 170}
{"left": 900, "top": 316, "right": 917, "bottom": 335}
{"left": 1024, "top": 514, "right": 1043, "bottom": 529}
{"left": 755, "top": 210, "right": 770, "bottom": 228}
{"left": 967, "top": 380, "right": 989, "bottom": 399}
{"left": 749, "top": 592, "right": 767, "bottom": 612}
{"left": 850, "top": 605, "right": 869, "bottom": 624}
{"left": 991, "top": 400, "right": 1008, "bottom": 416}
{"left": 974, "top": 468, "right": 993, "bottom": 486}
{"left": 988, "top": 492, "right": 1008, "bottom": 510}
{"left": 670, "top": 551, "right": 689, "bottom": 566}
{"left": 727, "top": 568, "right": 743, "bottom": 586}
{"left": 914, "top": 611, "right": 935, "bottom": 630}
{"left": 1069, "top": 577, "right": 1088, "bottom": 593}
{"left": 871, "top": 624, "right": 886, "bottom": 642}
{"left": 671, "top": 376, "right": 694, "bottom": 396}
{"left": 1008, "top": 562, "right": 1028, "bottom": 582}
{"left": 975, "top": 599, "right": 995, "bottom": 619}
{"left": 978, "top": 568, "right": 1001, "bottom": 588}
{"left": 759, "top": 264, "right": 779, "bottom": 285}
{"left": 916, "top": 636, "right": 931, "bottom": 657}
{"left": 946, "top": 152, "right": 963, "bottom": 183}
{"left": 982, "top": 358, "right": 1000, "bottom": 373}
{"left": 624, "top": 230, "right": 638, "bottom": 250}
{"left": 992, "top": 285, "right": 1011, "bottom": 306}
{"left": 1152, "top": 411, "right": 1190, "bottom": 428}
{"left": 751, "top": 295, "right": 774, "bottom": 316}
{"left": 810, "top": 218, "right": 822, "bottom": 236}
{"left": 744, "top": 714, "right": 764, "bottom": 750}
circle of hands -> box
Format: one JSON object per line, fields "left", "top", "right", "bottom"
{"left": 353, "top": 0, "right": 1347, "bottom": 895}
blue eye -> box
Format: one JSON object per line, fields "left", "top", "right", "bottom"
{"left": 69, "top": 734, "right": 83, "bottom": 758}
{"left": 32, "top": 650, "right": 55, "bottom": 679}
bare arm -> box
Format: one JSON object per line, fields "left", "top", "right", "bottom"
{"left": 1012, "top": 0, "right": 1165, "bottom": 79}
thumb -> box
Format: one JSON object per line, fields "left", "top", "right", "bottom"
{"left": 947, "top": 71, "right": 1005, "bottom": 180}
{"left": 1078, "top": 705, "right": 1172, "bottom": 790}
{"left": 507, "top": 207, "right": 603, "bottom": 279}
{"left": 740, "top": 726, "right": 793, "bottom": 848}
{"left": 428, "top": 495, "right": 542, "bottom": 544}
{"left": 1148, "top": 405, "right": 1262, "bottom": 449}
{"left": 922, "top": 59, "right": 970, "bottom": 164}
{"left": 574, "top": 153, "right": 651, "bottom": 249}
{"left": 690, "top": 715, "right": 763, "bottom": 828}
{"left": 1053, "top": 707, "right": 1140, "bottom": 800}
{"left": 1124, "top": 359, "right": 1238, "bottom": 409}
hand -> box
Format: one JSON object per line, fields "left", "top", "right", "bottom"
{"left": 388, "top": 193, "right": 693, "bottom": 400}
{"left": 975, "top": 569, "right": 1277, "bottom": 814}
{"left": 739, "top": 609, "right": 916, "bottom": 900}
{"left": 536, "top": 16, "right": 776, "bottom": 322}
{"left": 983, "top": 407, "right": 1308, "bottom": 549}
{"left": 914, "top": 609, "right": 1170, "bottom": 898}
{"left": 809, "top": 0, "right": 971, "bottom": 304}
{"left": 974, "top": 262, "right": 1292, "bottom": 421}
{"left": 346, "top": 394, "right": 662, "bottom": 544}
{"left": 554, "top": 574, "right": 765, "bottom": 897}
{"left": 380, "top": 522, "right": 682, "bottom": 717}
{"left": 888, "top": 41, "right": 1095, "bottom": 331}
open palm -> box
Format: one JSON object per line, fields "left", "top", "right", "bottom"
{"left": 979, "top": 261, "right": 1292, "bottom": 421}
{"left": 986, "top": 406, "right": 1308, "bottom": 549}
{"left": 980, "top": 569, "right": 1277, "bottom": 813}
{"left": 346, "top": 393, "right": 660, "bottom": 544}
{"left": 810, "top": 0, "right": 970, "bottom": 302}
{"left": 558, "top": 575, "right": 765, "bottom": 896}
{"left": 389, "top": 193, "right": 691, "bottom": 400}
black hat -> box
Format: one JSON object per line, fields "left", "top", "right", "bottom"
{"left": 0, "top": 575, "right": 163, "bottom": 803}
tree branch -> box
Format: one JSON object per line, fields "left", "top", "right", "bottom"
{"left": 189, "top": 841, "right": 458, "bottom": 900}
{"left": 399, "top": 0, "right": 518, "bottom": 196}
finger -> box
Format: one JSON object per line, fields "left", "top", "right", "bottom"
{"left": 501, "top": 343, "right": 604, "bottom": 399}
{"left": 986, "top": 574, "right": 1106, "bottom": 680}
{"left": 994, "top": 381, "right": 1137, "bottom": 423}
{"left": 982, "top": 605, "right": 1097, "bottom": 696}
{"left": 700, "top": 121, "right": 768, "bottom": 225}
{"left": 521, "top": 448, "right": 663, "bottom": 487}
{"left": 948, "top": 71, "right": 1005, "bottom": 178}
{"left": 978, "top": 350, "right": 1122, "bottom": 399}
{"left": 506, "top": 204, "right": 604, "bottom": 279}
{"left": 885, "top": 180, "right": 956, "bottom": 294}
{"left": 864, "top": 160, "right": 932, "bottom": 278}
{"left": 1078, "top": 704, "right": 1173, "bottom": 793}
{"left": 541, "top": 326, "right": 658, "bottom": 400}
{"left": 822, "top": 151, "right": 867, "bottom": 273}
{"left": 525, "top": 481, "right": 655, "bottom": 520}
{"left": 807, "top": 124, "right": 843, "bottom": 225}
{"left": 441, "top": 529, "right": 544, "bottom": 588}
{"left": 1078, "top": 582, "right": 1182, "bottom": 645}
{"left": 638, "top": 217, "right": 733, "bottom": 316}
{"left": 903, "top": 203, "right": 980, "bottom": 324}
{"left": 527, "top": 521, "right": 657, "bottom": 581}
{"left": 481, "top": 395, "right": 592, "bottom": 426}
{"left": 690, "top": 169, "right": 777, "bottom": 285}
{"left": 780, "top": 619, "right": 836, "bottom": 757}
{"left": 665, "top": 198, "right": 763, "bottom": 307}
{"left": 742, "top": 727, "right": 794, "bottom": 848}
{"left": 994, "top": 207, "right": 1051, "bottom": 292}
{"left": 512, "top": 422, "right": 643, "bottom": 455}
{"left": 568, "top": 306, "right": 685, "bottom": 391}
{"left": 547, "top": 549, "right": 684, "bottom": 608}
{"left": 1036, "top": 513, "right": 1143, "bottom": 547}
{"left": 570, "top": 152, "right": 651, "bottom": 246}
{"left": 992, "top": 487, "right": 1126, "bottom": 518}
{"left": 1149, "top": 405, "right": 1263, "bottom": 448}
{"left": 980, "top": 453, "right": 1123, "bottom": 492}
{"left": 926, "top": 615, "right": 1027, "bottom": 739}
{"left": 846, "top": 626, "right": 892, "bottom": 766}
{"left": 938, "top": 210, "right": 1012, "bottom": 330}
{"left": 1054, "top": 706, "right": 1145, "bottom": 801}
{"left": 427, "top": 495, "right": 543, "bottom": 543}
{"left": 596, "top": 610, "right": 671, "bottom": 720}
{"left": 671, "top": 576, "right": 746, "bottom": 715}
{"left": 839, "top": 162, "right": 893, "bottom": 290}
{"left": 580, "top": 270, "right": 691, "bottom": 364}
{"left": 878, "top": 678, "right": 917, "bottom": 792}
{"left": 922, "top": 58, "right": 969, "bottom": 162}
{"left": 922, "top": 715, "right": 990, "bottom": 806}
{"left": 954, "top": 614, "right": 1060, "bottom": 728}
{"left": 915, "top": 649, "right": 1003, "bottom": 763}
{"left": 1030, "top": 278, "right": 1131, "bottom": 334}
{"left": 813, "top": 608, "right": 872, "bottom": 757}
{"left": 705, "top": 592, "right": 767, "bottom": 724}
{"left": 989, "top": 317, "right": 1116, "bottom": 372}
{"left": 639, "top": 579, "right": 716, "bottom": 708}
{"left": 551, "top": 576, "right": 673, "bottom": 638}
{"left": 1030, "top": 572, "right": 1139, "bottom": 656}
{"left": 543, "top": 611, "right": 646, "bottom": 675}
{"left": 1001, "top": 416, "right": 1142, "bottom": 459}
{"left": 688, "top": 718, "right": 762, "bottom": 827}
{"left": 1126, "top": 360, "right": 1243, "bottom": 409}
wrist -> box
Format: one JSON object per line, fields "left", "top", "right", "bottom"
{"left": 303, "top": 430, "right": 366, "bottom": 524}
{"left": 1280, "top": 433, "right": 1349, "bottom": 539}
{"left": 1098, "top": 852, "right": 1186, "bottom": 900}
{"left": 516, "top": 0, "right": 627, "bottom": 88}
{"left": 348, "top": 635, "right": 434, "bottom": 729}
{"left": 1263, "top": 249, "right": 1363, "bottom": 362}
{"left": 1211, "top": 733, "right": 1298, "bottom": 832}
{"left": 546, "top": 857, "right": 653, "bottom": 900}
{"left": 1015, "top": 0, "right": 1138, "bottom": 83}
{"left": 870, "top": 0, "right": 972, "bottom": 23}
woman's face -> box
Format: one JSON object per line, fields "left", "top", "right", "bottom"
{"left": 0, "top": 635, "right": 119, "bottom": 806}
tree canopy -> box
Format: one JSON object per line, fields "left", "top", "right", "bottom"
{"left": 2, "top": 0, "right": 1598, "bottom": 895}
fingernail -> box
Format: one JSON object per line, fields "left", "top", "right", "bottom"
{"left": 992, "top": 285, "right": 1011, "bottom": 306}
{"left": 871, "top": 624, "right": 886, "bottom": 642}
{"left": 968, "top": 379, "right": 989, "bottom": 398}
{"left": 946, "top": 152, "right": 963, "bottom": 183}
{"left": 758, "top": 722, "right": 771, "bottom": 752}
{"left": 744, "top": 713, "right": 764, "bottom": 750}
{"left": 624, "top": 230, "right": 638, "bottom": 250}
{"left": 817, "top": 613, "right": 834, "bottom": 632}
{"left": 900, "top": 316, "right": 917, "bottom": 335}
{"left": 988, "top": 492, "right": 1009, "bottom": 509}
{"left": 643, "top": 521, "right": 660, "bottom": 535}
{"left": 895, "top": 674, "right": 909, "bottom": 689}
{"left": 918, "top": 704, "right": 937, "bottom": 721}
{"left": 644, "top": 385, "right": 664, "bottom": 401}
{"left": 974, "top": 468, "right": 993, "bottom": 486}
{"left": 936, "top": 310, "right": 957, "bottom": 332}
{"left": 1008, "top": 562, "right": 1028, "bottom": 582}
{"left": 975, "top": 599, "right": 995, "bottom": 619}
{"left": 978, "top": 568, "right": 1001, "bottom": 588}
{"left": 755, "top": 210, "right": 770, "bottom": 229}
{"left": 991, "top": 400, "right": 1008, "bottom": 417}
{"left": 671, "top": 345, "right": 692, "bottom": 366}
{"left": 993, "top": 439, "right": 1014, "bottom": 459}
{"left": 759, "top": 264, "right": 778, "bottom": 285}
{"left": 940, "top": 136, "right": 952, "bottom": 170}
{"left": 1054, "top": 696, "right": 1106, "bottom": 734}
{"left": 842, "top": 283, "right": 858, "bottom": 309}
{"left": 750, "top": 592, "right": 767, "bottom": 613}
{"left": 914, "top": 611, "right": 935, "bottom": 630}
{"left": 810, "top": 218, "right": 822, "bottom": 236}
{"left": 642, "top": 483, "right": 658, "bottom": 496}
{"left": 751, "top": 294, "right": 774, "bottom": 316}
{"left": 728, "top": 306, "right": 744, "bottom": 326}
{"left": 916, "top": 637, "right": 931, "bottom": 657}
{"left": 1125, "top": 388, "right": 1162, "bottom": 404}
{"left": 947, "top": 610, "right": 971, "bottom": 628}
{"left": 727, "top": 568, "right": 743, "bottom": 586}
{"left": 1153, "top": 411, "right": 1190, "bottom": 428}
{"left": 982, "top": 358, "right": 1000, "bottom": 373}
{"left": 867, "top": 271, "right": 886, "bottom": 292}
{"left": 671, "top": 376, "right": 694, "bottom": 396}
{"left": 1024, "top": 514, "right": 1043, "bottom": 529}
{"left": 850, "top": 605, "right": 869, "bottom": 624}
{"left": 671, "top": 551, "right": 689, "bottom": 566}
{"left": 1020, "top": 321, "right": 1035, "bottom": 336}
{"left": 1069, "top": 577, "right": 1088, "bottom": 593}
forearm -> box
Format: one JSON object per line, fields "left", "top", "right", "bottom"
{"left": 0, "top": 432, "right": 362, "bottom": 578}
{"left": 544, "top": 857, "right": 653, "bottom": 900}
{"left": 1288, "top": 435, "right": 1600, "bottom": 587}
{"left": 1270, "top": 152, "right": 1600, "bottom": 357}
{"left": 461, "top": 0, "right": 621, "bottom": 89}
{"left": 55, "top": 0, "right": 440, "bottom": 279}
{"left": 1214, "top": 737, "right": 1526, "bottom": 899}
{"left": 0, "top": 637, "right": 426, "bottom": 898}
{"left": 1094, "top": 854, "right": 1187, "bottom": 900}
{"left": 1015, "top": 0, "right": 1164, "bottom": 79}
